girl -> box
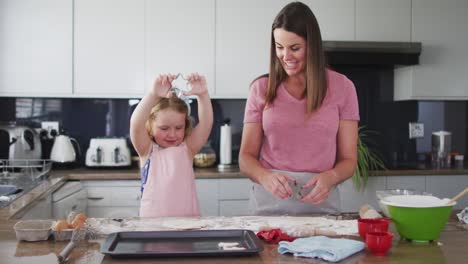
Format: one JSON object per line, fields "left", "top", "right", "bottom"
{"left": 130, "top": 73, "right": 213, "bottom": 217}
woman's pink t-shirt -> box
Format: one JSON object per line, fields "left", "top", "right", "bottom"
{"left": 244, "top": 69, "right": 360, "bottom": 173}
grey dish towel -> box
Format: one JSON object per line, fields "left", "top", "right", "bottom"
{"left": 278, "top": 236, "right": 365, "bottom": 262}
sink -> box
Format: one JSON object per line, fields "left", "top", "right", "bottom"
{"left": 0, "top": 184, "right": 22, "bottom": 196}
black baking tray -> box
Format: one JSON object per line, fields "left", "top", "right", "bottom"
{"left": 101, "top": 229, "right": 264, "bottom": 258}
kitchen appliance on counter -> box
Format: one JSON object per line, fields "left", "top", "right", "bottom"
{"left": 0, "top": 124, "right": 41, "bottom": 161}
{"left": 85, "top": 138, "right": 131, "bottom": 167}
{"left": 50, "top": 135, "right": 81, "bottom": 164}
{"left": 432, "top": 131, "right": 452, "bottom": 168}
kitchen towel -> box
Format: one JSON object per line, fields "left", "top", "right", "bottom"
{"left": 278, "top": 236, "right": 365, "bottom": 262}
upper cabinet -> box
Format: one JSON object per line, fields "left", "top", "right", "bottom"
{"left": 215, "top": 0, "right": 356, "bottom": 98}
{"left": 394, "top": 0, "right": 468, "bottom": 100}
{"left": 74, "top": 0, "right": 145, "bottom": 98}
{"left": 308, "top": 0, "right": 355, "bottom": 41}
{"left": 356, "top": 0, "right": 411, "bottom": 42}
{"left": 215, "top": 0, "right": 287, "bottom": 98}
{"left": 0, "top": 0, "right": 72, "bottom": 97}
{"left": 145, "top": 0, "right": 215, "bottom": 96}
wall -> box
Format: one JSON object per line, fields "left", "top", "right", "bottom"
{"left": 1, "top": 75, "right": 467, "bottom": 168}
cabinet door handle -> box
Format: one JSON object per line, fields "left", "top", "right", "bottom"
{"left": 87, "top": 197, "right": 104, "bottom": 200}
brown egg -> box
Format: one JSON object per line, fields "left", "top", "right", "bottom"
{"left": 54, "top": 220, "right": 69, "bottom": 231}
{"left": 71, "top": 218, "right": 85, "bottom": 229}
{"left": 74, "top": 213, "right": 87, "bottom": 222}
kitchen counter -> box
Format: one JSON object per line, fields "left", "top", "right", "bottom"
{"left": 53, "top": 164, "right": 468, "bottom": 180}
{"left": 0, "top": 216, "right": 467, "bottom": 263}
{"left": 1, "top": 165, "right": 467, "bottom": 220}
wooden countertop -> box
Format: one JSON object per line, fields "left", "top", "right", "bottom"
{"left": 1, "top": 216, "right": 467, "bottom": 263}
{"left": 54, "top": 165, "right": 468, "bottom": 180}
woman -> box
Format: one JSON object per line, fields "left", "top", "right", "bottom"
{"left": 239, "top": 2, "right": 359, "bottom": 215}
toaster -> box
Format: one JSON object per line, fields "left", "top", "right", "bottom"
{"left": 85, "top": 138, "right": 131, "bottom": 167}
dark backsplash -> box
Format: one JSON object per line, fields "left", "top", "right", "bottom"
{"left": 1, "top": 68, "right": 467, "bottom": 168}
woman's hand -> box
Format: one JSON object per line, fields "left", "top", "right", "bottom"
{"left": 184, "top": 73, "right": 208, "bottom": 96}
{"left": 301, "top": 170, "right": 338, "bottom": 204}
{"left": 152, "top": 74, "right": 177, "bottom": 98}
{"left": 259, "top": 171, "right": 294, "bottom": 199}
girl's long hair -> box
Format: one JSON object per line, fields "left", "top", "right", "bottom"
{"left": 145, "top": 97, "right": 193, "bottom": 141}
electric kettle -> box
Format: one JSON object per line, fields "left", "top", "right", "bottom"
{"left": 50, "top": 135, "right": 81, "bottom": 163}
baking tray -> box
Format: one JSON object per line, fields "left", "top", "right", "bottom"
{"left": 101, "top": 229, "right": 263, "bottom": 258}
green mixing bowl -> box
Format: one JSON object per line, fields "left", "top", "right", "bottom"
{"left": 382, "top": 196, "right": 455, "bottom": 243}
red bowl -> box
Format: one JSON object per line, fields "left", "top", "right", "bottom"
{"left": 366, "top": 231, "right": 394, "bottom": 256}
{"left": 358, "top": 218, "right": 390, "bottom": 239}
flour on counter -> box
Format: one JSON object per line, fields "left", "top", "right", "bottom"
{"left": 86, "top": 216, "right": 358, "bottom": 237}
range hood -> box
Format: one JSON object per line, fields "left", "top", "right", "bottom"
{"left": 323, "top": 41, "right": 422, "bottom": 66}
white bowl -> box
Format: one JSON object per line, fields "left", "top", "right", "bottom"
{"left": 382, "top": 195, "right": 456, "bottom": 208}
{"left": 376, "top": 189, "right": 432, "bottom": 217}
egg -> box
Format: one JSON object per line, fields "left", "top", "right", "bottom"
{"left": 54, "top": 219, "right": 70, "bottom": 231}
{"left": 71, "top": 218, "right": 85, "bottom": 229}
{"left": 74, "top": 213, "right": 87, "bottom": 222}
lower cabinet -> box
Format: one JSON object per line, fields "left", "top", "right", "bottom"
{"left": 338, "top": 176, "right": 386, "bottom": 213}
{"left": 18, "top": 193, "right": 53, "bottom": 220}
{"left": 196, "top": 178, "right": 253, "bottom": 217}
{"left": 81, "top": 180, "right": 141, "bottom": 218}
{"left": 426, "top": 175, "right": 468, "bottom": 210}
{"left": 80, "top": 174, "right": 468, "bottom": 218}
{"left": 81, "top": 178, "right": 253, "bottom": 217}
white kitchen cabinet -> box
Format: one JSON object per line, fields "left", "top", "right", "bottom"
{"left": 215, "top": 0, "right": 355, "bottom": 98}
{"left": 196, "top": 177, "right": 252, "bottom": 216}
{"left": 356, "top": 0, "right": 411, "bottom": 42}
{"left": 52, "top": 181, "right": 87, "bottom": 219}
{"left": 385, "top": 175, "right": 426, "bottom": 191}
{"left": 308, "top": 0, "right": 355, "bottom": 41}
{"left": 219, "top": 200, "right": 250, "bottom": 216}
{"left": 82, "top": 180, "right": 141, "bottom": 218}
{"left": 74, "top": 0, "right": 145, "bottom": 98}
{"left": 426, "top": 175, "right": 468, "bottom": 210}
{"left": 218, "top": 178, "right": 252, "bottom": 216}
{"left": 18, "top": 193, "right": 53, "bottom": 220}
{"left": 339, "top": 176, "right": 386, "bottom": 213}
{"left": 196, "top": 179, "right": 219, "bottom": 216}
{"left": 145, "top": 0, "right": 215, "bottom": 95}
{"left": 394, "top": 0, "right": 468, "bottom": 100}
{"left": 0, "top": 0, "right": 72, "bottom": 97}
{"left": 215, "top": 0, "right": 288, "bottom": 98}
{"left": 88, "top": 207, "right": 140, "bottom": 218}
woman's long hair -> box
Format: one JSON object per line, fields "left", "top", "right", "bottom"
{"left": 266, "top": 1, "right": 328, "bottom": 113}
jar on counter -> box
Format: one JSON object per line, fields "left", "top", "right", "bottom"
{"left": 193, "top": 142, "right": 216, "bottom": 168}
{"left": 454, "top": 155, "right": 464, "bottom": 169}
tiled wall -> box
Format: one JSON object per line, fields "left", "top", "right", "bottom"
{"left": 1, "top": 68, "right": 467, "bottom": 168}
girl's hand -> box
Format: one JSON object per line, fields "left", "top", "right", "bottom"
{"left": 300, "top": 171, "right": 337, "bottom": 204}
{"left": 184, "top": 73, "right": 208, "bottom": 96}
{"left": 259, "top": 171, "right": 294, "bottom": 199}
{"left": 152, "top": 74, "right": 177, "bottom": 98}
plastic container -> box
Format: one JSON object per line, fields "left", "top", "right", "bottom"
{"left": 366, "top": 231, "right": 393, "bottom": 256}
{"left": 381, "top": 196, "right": 455, "bottom": 242}
{"left": 53, "top": 229, "right": 74, "bottom": 241}
{"left": 358, "top": 218, "right": 389, "bottom": 239}
{"left": 14, "top": 220, "right": 54, "bottom": 241}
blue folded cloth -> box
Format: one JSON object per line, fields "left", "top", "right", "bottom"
{"left": 278, "top": 236, "right": 365, "bottom": 262}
